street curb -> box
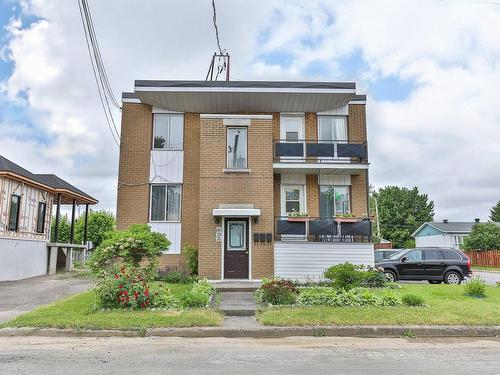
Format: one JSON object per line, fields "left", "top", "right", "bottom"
{"left": 1, "top": 325, "right": 499, "bottom": 338}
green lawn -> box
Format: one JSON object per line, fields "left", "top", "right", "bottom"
{"left": 472, "top": 266, "right": 500, "bottom": 272}
{"left": 1, "top": 283, "right": 223, "bottom": 330}
{"left": 257, "top": 284, "right": 500, "bottom": 326}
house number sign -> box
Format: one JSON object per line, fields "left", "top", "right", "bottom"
{"left": 215, "top": 227, "right": 223, "bottom": 242}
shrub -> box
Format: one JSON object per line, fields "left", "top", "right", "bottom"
{"left": 324, "top": 263, "right": 365, "bottom": 290}
{"left": 94, "top": 267, "right": 152, "bottom": 309}
{"left": 150, "top": 283, "right": 180, "bottom": 309}
{"left": 157, "top": 267, "right": 192, "bottom": 284}
{"left": 256, "top": 278, "right": 299, "bottom": 305}
{"left": 75, "top": 210, "right": 115, "bottom": 248}
{"left": 89, "top": 224, "right": 170, "bottom": 280}
{"left": 183, "top": 244, "right": 198, "bottom": 276}
{"left": 180, "top": 280, "right": 214, "bottom": 308}
{"left": 297, "top": 288, "right": 339, "bottom": 306}
{"left": 296, "top": 287, "right": 402, "bottom": 307}
{"left": 380, "top": 290, "right": 401, "bottom": 306}
{"left": 362, "top": 267, "right": 387, "bottom": 288}
{"left": 401, "top": 293, "right": 425, "bottom": 306}
{"left": 464, "top": 276, "right": 487, "bottom": 298}
{"left": 462, "top": 223, "right": 500, "bottom": 251}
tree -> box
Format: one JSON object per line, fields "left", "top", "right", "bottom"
{"left": 462, "top": 223, "right": 500, "bottom": 251}
{"left": 74, "top": 210, "right": 115, "bottom": 247}
{"left": 372, "top": 186, "right": 434, "bottom": 248}
{"left": 490, "top": 201, "right": 500, "bottom": 222}
{"left": 50, "top": 214, "right": 70, "bottom": 243}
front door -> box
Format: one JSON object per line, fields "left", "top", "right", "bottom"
{"left": 280, "top": 115, "right": 305, "bottom": 161}
{"left": 224, "top": 218, "right": 249, "bottom": 279}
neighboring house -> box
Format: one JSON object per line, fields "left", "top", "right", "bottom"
{"left": 412, "top": 220, "right": 500, "bottom": 249}
{"left": 117, "top": 80, "right": 373, "bottom": 281}
{"left": 0, "top": 155, "right": 98, "bottom": 281}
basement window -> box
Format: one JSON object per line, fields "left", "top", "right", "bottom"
{"left": 153, "top": 114, "right": 184, "bottom": 150}
{"left": 150, "top": 184, "right": 182, "bottom": 222}
{"left": 227, "top": 127, "right": 248, "bottom": 169}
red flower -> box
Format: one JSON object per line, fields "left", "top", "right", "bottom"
{"left": 120, "top": 267, "right": 126, "bottom": 274}
{"left": 114, "top": 274, "right": 120, "bottom": 279}
{"left": 118, "top": 285, "right": 123, "bottom": 289}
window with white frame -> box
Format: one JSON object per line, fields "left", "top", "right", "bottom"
{"left": 318, "top": 115, "right": 347, "bottom": 142}
{"left": 153, "top": 114, "right": 184, "bottom": 150}
{"left": 150, "top": 185, "right": 182, "bottom": 221}
{"left": 319, "top": 186, "right": 350, "bottom": 218}
{"left": 227, "top": 127, "right": 248, "bottom": 168}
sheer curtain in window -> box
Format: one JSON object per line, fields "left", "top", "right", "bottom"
{"left": 166, "top": 185, "right": 181, "bottom": 221}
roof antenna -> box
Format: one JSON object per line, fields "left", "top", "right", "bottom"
{"left": 206, "top": 0, "right": 230, "bottom": 81}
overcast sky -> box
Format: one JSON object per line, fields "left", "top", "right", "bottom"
{"left": 1, "top": 0, "right": 499, "bottom": 221}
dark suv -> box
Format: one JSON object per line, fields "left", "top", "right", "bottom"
{"left": 375, "top": 248, "right": 471, "bottom": 284}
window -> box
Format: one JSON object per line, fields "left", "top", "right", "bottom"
{"left": 285, "top": 131, "right": 299, "bottom": 142}
{"left": 227, "top": 221, "right": 246, "bottom": 250}
{"left": 319, "top": 186, "right": 350, "bottom": 217}
{"left": 153, "top": 114, "right": 184, "bottom": 150}
{"left": 227, "top": 127, "right": 247, "bottom": 168}
{"left": 405, "top": 250, "right": 423, "bottom": 262}
{"left": 36, "top": 202, "right": 47, "bottom": 234}
{"left": 441, "top": 250, "right": 462, "bottom": 260}
{"left": 424, "top": 250, "right": 442, "bottom": 261}
{"left": 285, "top": 188, "right": 301, "bottom": 213}
{"left": 150, "top": 185, "right": 182, "bottom": 221}
{"left": 8, "top": 194, "right": 21, "bottom": 231}
{"left": 318, "top": 116, "right": 347, "bottom": 142}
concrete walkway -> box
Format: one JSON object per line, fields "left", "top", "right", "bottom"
{"left": 0, "top": 275, "right": 92, "bottom": 323}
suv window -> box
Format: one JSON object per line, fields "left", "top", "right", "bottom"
{"left": 441, "top": 250, "right": 462, "bottom": 260}
{"left": 424, "top": 250, "right": 442, "bottom": 260}
{"left": 405, "top": 250, "right": 422, "bottom": 262}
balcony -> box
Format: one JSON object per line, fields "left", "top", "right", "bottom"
{"left": 274, "top": 216, "right": 372, "bottom": 243}
{"left": 273, "top": 139, "right": 368, "bottom": 174}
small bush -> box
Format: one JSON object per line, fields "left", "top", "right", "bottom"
{"left": 324, "top": 263, "right": 365, "bottom": 290}
{"left": 464, "top": 276, "right": 487, "bottom": 298}
{"left": 380, "top": 290, "right": 401, "bottom": 306}
{"left": 296, "top": 287, "right": 402, "bottom": 307}
{"left": 150, "top": 283, "right": 180, "bottom": 309}
{"left": 362, "top": 267, "right": 387, "bottom": 288}
{"left": 180, "top": 280, "right": 214, "bottom": 308}
{"left": 94, "top": 267, "right": 152, "bottom": 309}
{"left": 183, "top": 245, "right": 198, "bottom": 276}
{"left": 256, "top": 278, "right": 299, "bottom": 305}
{"left": 401, "top": 293, "right": 425, "bottom": 307}
{"left": 157, "top": 267, "right": 192, "bottom": 284}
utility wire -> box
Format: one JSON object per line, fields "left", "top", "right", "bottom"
{"left": 211, "top": 0, "right": 223, "bottom": 55}
{"left": 77, "top": 0, "right": 121, "bottom": 146}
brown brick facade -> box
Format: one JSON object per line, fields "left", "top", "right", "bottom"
{"left": 116, "top": 103, "right": 152, "bottom": 230}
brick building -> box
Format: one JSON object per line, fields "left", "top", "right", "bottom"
{"left": 117, "top": 80, "right": 373, "bottom": 281}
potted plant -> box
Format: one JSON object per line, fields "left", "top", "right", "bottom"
{"left": 334, "top": 213, "right": 359, "bottom": 223}
{"left": 287, "top": 211, "right": 310, "bottom": 222}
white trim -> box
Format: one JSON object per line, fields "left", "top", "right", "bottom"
{"left": 280, "top": 112, "right": 305, "bottom": 116}
{"left": 249, "top": 218, "right": 252, "bottom": 281}
{"left": 222, "top": 168, "right": 251, "bottom": 173}
{"left": 223, "top": 118, "right": 251, "bottom": 126}
{"left": 349, "top": 100, "right": 366, "bottom": 104}
{"left": 273, "top": 163, "right": 369, "bottom": 170}
{"left": 152, "top": 106, "right": 184, "bottom": 114}
{"left": 122, "top": 98, "right": 142, "bottom": 103}
{"left": 200, "top": 114, "right": 273, "bottom": 119}
{"left": 280, "top": 184, "right": 306, "bottom": 216}
{"left": 136, "top": 86, "right": 356, "bottom": 94}
{"left": 213, "top": 208, "right": 261, "bottom": 217}
{"left": 317, "top": 105, "right": 348, "bottom": 116}
{"left": 220, "top": 217, "right": 225, "bottom": 280}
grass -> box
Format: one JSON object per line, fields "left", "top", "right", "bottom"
{"left": 1, "top": 282, "right": 223, "bottom": 330}
{"left": 472, "top": 266, "right": 500, "bottom": 272}
{"left": 257, "top": 284, "right": 500, "bottom": 326}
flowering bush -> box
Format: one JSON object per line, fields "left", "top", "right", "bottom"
{"left": 255, "top": 278, "right": 299, "bottom": 305}
{"left": 94, "top": 267, "right": 152, "bottom": 309}
{"left": 89, "top": 224, "right": 170, "bottom": 280}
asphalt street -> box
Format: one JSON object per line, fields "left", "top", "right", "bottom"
{"left": 1, "top": 336, "right": 499, "bottom": 375}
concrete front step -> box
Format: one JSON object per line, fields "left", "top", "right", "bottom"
{"left": 221, "top": 308, "right": 256, "bottom": 317}
{"left": 219, "top": 291, "right": 258, "bottom": 317}
{"left": 211, "top": 282, "right": 261, "bottom": 292}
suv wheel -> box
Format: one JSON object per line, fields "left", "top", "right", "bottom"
{"left": 444, "top": 271, "right": 462, "bottom": 285}
{"left": 428, "top": 280, "right": 443, "bottom": 284}
{"left": 384, "top": 270, "right": 397, "bottom": 282}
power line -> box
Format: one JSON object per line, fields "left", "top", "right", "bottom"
{"left": 77, "top": 0, "right": 121, "bottom": 147}
{"left": 211, "top": 0, "right": 223, "bottom": 55}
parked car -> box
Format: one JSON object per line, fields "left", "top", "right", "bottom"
{"left": 375, "top": 247, "right": 472, "bottom": 284}
{"left": 374, "top": 249, "right": 401, "bottom": 262}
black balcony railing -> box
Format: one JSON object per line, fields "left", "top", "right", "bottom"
{"left": 274, "top": 216, "right": 372, "bottom": 243}
{"left": 274, "top": 139, "right": 367, "bottom": 163}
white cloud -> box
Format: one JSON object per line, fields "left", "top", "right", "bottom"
{"left": 1, "top": 0, "right": 499, "bottom": 221}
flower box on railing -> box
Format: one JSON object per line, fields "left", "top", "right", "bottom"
{"left": 334, "top": 217, "right": 360, "bottom": 223}
{"left": 287, "top": 216, "right": 310, "bottom": 222}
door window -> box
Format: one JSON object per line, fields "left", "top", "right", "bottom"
{"left": 228, "top": 221, "right": 246, "bottom": 250}
{"left": 319, "top": 186, "right": 350, "bottom": 217}
{"left": 405, "top": 250, "right": 423, "bottom": 262}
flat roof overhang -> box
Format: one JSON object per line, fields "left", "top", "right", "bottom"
{"left": 273, "top": 163, "right": 369, "bottom": 175}
{"left": 133, "top": 80, "right": 357, "bottom": 113}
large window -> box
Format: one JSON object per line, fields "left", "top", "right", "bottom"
{"left": 8, "top": 194, "right": 21, "bottom": 231}
{"left": 318, "top": 115, "right": 348, "bottom": 142}
{"left": 150, "top": 185, "right": 182, "bottom": 221}
{"left": 227, "top": 127, "right": 248, "bottom": 168}
{"left": 36, "top": 202, "right": 47, "bottom": 234}
{"left": 153, "top": 114, "right": 184, "bottom": 150}
{"left": 319, "top": 186, "right": 350, "bottom": 218}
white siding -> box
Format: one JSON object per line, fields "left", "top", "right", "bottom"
{"left": 318, "top": 174, "right": 351, "bottom": 185}
{"left": 274, "top": 241, "right": 374, "bottom": 281}
{"left": 148, "top": 222, "right": 181, "bottom": 254}
{"left": 317, "top": 105, "right": 348, "bottom": 116}
{"left": 415, "top": 234, "right": 455, "bottom": 248}
{"left": 0, "top": 238, "right": 48, "bottom": 281}
{"left": 281, "top": 174, "right": 306, "bottom": 184}
{"left": 150, "top": 150, "right": 184, "bottom": 184}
